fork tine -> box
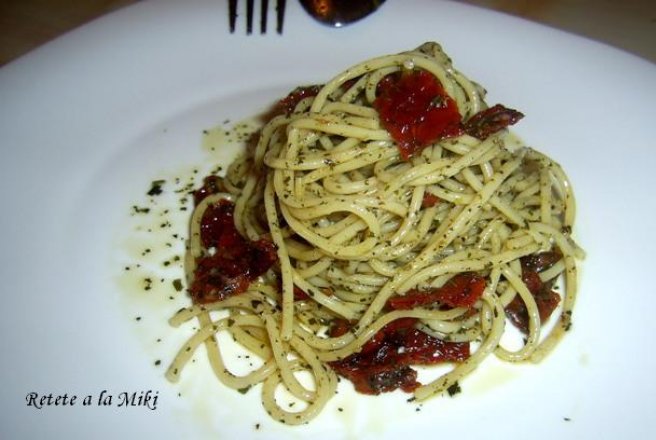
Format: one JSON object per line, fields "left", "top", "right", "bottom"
{"left": 246, "top": 0, "right": 255, "bottom": 34}
{"left": 276, "top": 0, "right": 286, "bottom": 34}
{"left": 229, "top": 0, "right": 238, "bottom": 33}
{"left": 261, "top": 0, "right": 269, "bottom": 34}
{"left": 229, "top": 0, "right": 285, "bottom": 35}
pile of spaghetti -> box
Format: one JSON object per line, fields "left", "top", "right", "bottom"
{"left": 165, "top": 42, "right": 584, "bottom": 424}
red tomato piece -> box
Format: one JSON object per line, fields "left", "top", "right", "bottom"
{"left": 387, "top": 273, "right": 486, "bottom": 310}
{"left": 277, "top": 85, "right": 322, "bottom": 115}
{"left": 329, "top": 318, "right": 469, "bottom": 395}
{"left": 189, "top": 199, "right": 277, "bottom": 304}
{"left": 293, "top": 285, "right": 311, "bottom": 301}
{"left": 373, "top": 70, "right": 463, "bottom": 159}
{"left": 422, "top": 192, "right": 441, "bottom": 208}
{"left": 463, "top": 104, "right": 524, "bottom": 140}
{"left": 505, "top": 252, "right": 562, "bottom": 333}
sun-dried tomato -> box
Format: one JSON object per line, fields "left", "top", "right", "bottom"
{"left": 505, "top": 252, "right": 562, "bottom": 333}
{"left": 463, "top": 104, "right": 524, "bottom": 140}
{"left": 374, "top": 70, "right": 462, "bottom": 159}
{"left": 189, "top": 199, "right": 277, "bottom": 304}
{"left": 277, "top": 85, "right": 322, "bottom": 115}
{"left": 329, "top": 318, "right": 469, "bottom": 395}
{"left": 387, "top": 273, "right": 486, "bottom": 310}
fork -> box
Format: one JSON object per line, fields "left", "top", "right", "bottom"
{"left": 229, "top": 0, "right": 287, "bottom": 34}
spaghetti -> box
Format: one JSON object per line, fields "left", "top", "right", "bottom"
{"left": 165, "top": 42, "right": 584, "bottom": 424}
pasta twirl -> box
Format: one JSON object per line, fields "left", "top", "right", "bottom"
{"left": 165, "top": 42, "right": 584, "bottom": 425}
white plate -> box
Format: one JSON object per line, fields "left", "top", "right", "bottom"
{"left": 1, "top": 0, "right": 655, "bottom": 438}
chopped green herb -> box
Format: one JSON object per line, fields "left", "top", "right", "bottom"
{"left": 132, "top": 205, "right": 150, "bottom": 214}
{"left": 147, "top": 179, "right": 166, "bottom": 196}
{"left": 237, "top": 386, "right": 252, "bottom": 394}
{"left": 447, "top": 381, "right": 461, "bottom": 397}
